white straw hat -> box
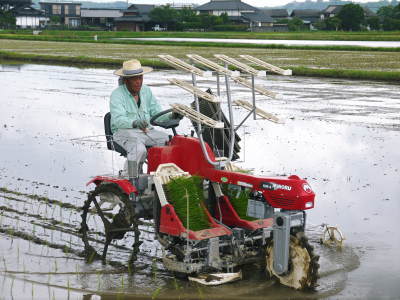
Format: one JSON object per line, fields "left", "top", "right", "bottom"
{"left": 114, "top": 59, "right": 153, "bottom": 77}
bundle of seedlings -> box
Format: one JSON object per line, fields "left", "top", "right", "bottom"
{"left": 222, "top": 184, "right": 257, "bottom": 221}
{"left": 165, "top": 176, "right": 210, "bottom": 231}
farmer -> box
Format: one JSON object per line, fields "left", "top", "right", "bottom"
{"left": 110, "top": 59, "right": 170, "bottom": 183}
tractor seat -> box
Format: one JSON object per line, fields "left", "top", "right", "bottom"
{"left": 104, "top": 112, "right": 127, "bottom": 157}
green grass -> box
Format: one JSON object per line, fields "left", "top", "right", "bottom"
{"left": 3, "top": 29, "right": 400, "bottom": 41}
{"left": 165, "top": 176, "right": 210, "bottom": 232}
{"left": 292, "top": 66, "right": 400, "bottom": 81}
{"left": 1, "top": 30, "right": 400, "bottom": 52}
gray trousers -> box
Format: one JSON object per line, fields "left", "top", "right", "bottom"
{"left": 113, "top": 128, "right": 169, "bottom": 171}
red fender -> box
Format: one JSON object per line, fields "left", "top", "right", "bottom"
{"left": 86, "top": 176, "right": 137, "bottom": 195}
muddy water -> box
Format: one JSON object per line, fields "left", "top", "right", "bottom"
{"left": 0, "top": 63, "right": 399, "bottom": 299}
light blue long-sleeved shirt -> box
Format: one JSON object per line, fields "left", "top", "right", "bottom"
{"left": 110, "top": 84, "right": 162, "bottom": 134}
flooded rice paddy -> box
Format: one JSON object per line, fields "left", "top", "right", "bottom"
{"left": 0, "top": 63, "right": 399, "bottom": 299}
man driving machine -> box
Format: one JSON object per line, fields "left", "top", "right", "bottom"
{"left": 110, "top": 59, "right": 174, "bottom": 184}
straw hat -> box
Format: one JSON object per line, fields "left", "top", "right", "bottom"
{"left": 114, "top": 59, "right": 153, "bottom": 77}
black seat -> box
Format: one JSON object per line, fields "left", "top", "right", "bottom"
{"left": 104, "top": 112, "right": 127, "bottom": 157}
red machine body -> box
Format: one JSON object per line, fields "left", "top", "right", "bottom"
{"left": 158, "top": 203, "right": 232, "bottom": 240}
{"left": 87, "top": 135, "right": 314, "bottom": 240}
{"left": 87, "top": 176, "right": 138, "bottom": 195}
{"left": 148, "top": 135, "right": 315, "bottom": 211}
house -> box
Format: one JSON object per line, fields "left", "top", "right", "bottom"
{"left": 291, "top": 9, "right": 321, "bottom": 24}
{"left": 0, "top": 0, "right": 31, "bottom": 11}
{"left": 241, "top": 10, "right": 275, "bottom": 31}
{"left": 81, "top": 8, "right": 122, "bottom": 30}
{"left": 15, "top": 5, "right": 46, "bottom": 28}
{"left": 262, "top": 8, "right": 289, "bottom": 20}
{"left": 114, "top": 4, "right": 154, "bottom": 31}
{"left": 321, "top": 5, "right": 376, "bottom": 20}
{"left": 39, "top": 1, "right": 81, "bottom": 27}
{"left": 195, "top": 0, "right": 257, "bottom": 23}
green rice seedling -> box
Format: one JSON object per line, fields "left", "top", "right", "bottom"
{"left": 165, "top": 176, "right": 209, "bottom": 232}
{"left": 152, "top": 287, "right": 162, "bottom": 299}
{"left": 196, "top": 285, "right": 205, "bottom": 300}
{"left": 87, "top": 250, "right": 96, "bottom": 264}
{"left": 120, "top": 275, "right": 124, "bottom": 289}
{"left": 151, "top": 258, "right": 158, "bottom": 280}
{"left": 173, "top": 277, "right": 182, "bottom": 291}
{"left": 222, "top": 184, "right": 256, "bottom": 221}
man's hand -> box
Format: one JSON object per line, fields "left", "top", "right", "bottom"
{"left": 132, "top": 119, "right": 148, "bottom": 130}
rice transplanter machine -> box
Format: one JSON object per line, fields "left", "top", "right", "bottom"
{"left": 79, "top": 54, "right": 319, "bottom": 290}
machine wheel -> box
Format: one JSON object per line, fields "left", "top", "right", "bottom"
{"left": 265, "top": 232, "right": 319, "bottom": 290}
{"left": 79, "top": 183, "right": 140, "bottom": 265}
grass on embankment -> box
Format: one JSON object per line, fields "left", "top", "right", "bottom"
{"left": 1, "top": 50, "right": 399, "bottom": 82}
{"left": 3, "top": 29, "right": 400, "bottom": 41}
{"left": 1, "top": 31, "right": 400, "bottom": 53}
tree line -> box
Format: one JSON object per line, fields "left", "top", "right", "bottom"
{"left": 314, "top": 3, "right": 400, "bottom": 31}
{"left": 148, "top": 5, "right": 241, "bottom": 31}
{"left": 148, "top": 3, "right": 400, "bottom": 32}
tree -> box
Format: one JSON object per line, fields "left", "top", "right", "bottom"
{"left": 219, "top": 12, "right": 230, "bottom": 24}
{"left": 377, "top": 5, "right": 395, "bottom": 19}
{"left": 50, "top": 16, "right": 61, "bottom": 24}
{"left": 288, "top": 17, "right": 304, "bottom": 31}
{"left": 325, "top": 17, "right": 341, "bottom": 31}
{"left": 149, "top": 5, "right": 178, "bottom": 30}
{"left": 382, "top": 17, "right": 400, "bottom": 30}
{"left": 177, "top": 7, "right": 198, "bottom": 23}
{"left": 337, "top": 3, "right": 365, "bottom": 31}
{"left": 378, "top": 4, "right": 400, "bottom": 30}
{"left": 0, "top": 9, "right": 16, "bottom": 29}
{"left": 366, "top": 16, "right": 380, "bottom": 30}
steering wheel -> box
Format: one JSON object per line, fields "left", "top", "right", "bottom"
{"left": 150, "top": 109, "right": 181, "bottom": 130}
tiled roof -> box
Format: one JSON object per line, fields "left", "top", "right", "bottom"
{"left": 291, "top": 9, "right": 321, "bottom": 17}
{"left": 242, "top": 11, "right": 275, "bottom": 22}
{"left": 81, "top": 8, "right": 122, "bottom": 18}
{"left": 114, "top": 15, "right": 150, "bottom": 22}
{"left": 322, "top": 5, "right": 342, "bottom": 14}
{"left": 262, "top": 9, "right": 288, "bottom": 18}
{"left": 126, "top": 4, "right": 154, "bottom": 14}
{"left": 196, "top": 0, "right": 256, "bottom": 11}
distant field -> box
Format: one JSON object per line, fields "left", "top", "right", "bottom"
{"left": 1, "top": 39, "right": 399, "bottom": 82}
{"left": 2, "top": 29, "right": 400, "bottom": 41}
